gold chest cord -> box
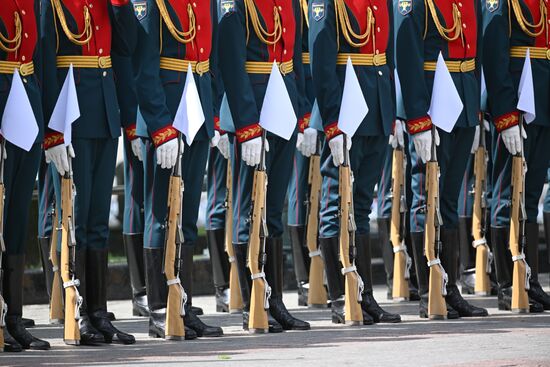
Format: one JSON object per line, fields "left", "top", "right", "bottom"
{"left": 0, "top": 11, "right": 22, "bottom": 54}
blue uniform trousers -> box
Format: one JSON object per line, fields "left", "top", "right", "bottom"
{"left": 143, "top": 139, "right": 209, "bottom": 249}
{"left": 37, "top": 156, "right": 57, "bottom": 238}
{"left": 232, "top": 133, "right": 297, "bottom": 244}
{"left": 3, "top": 143, "right": 41, "bottom": 255}
{"left": 544, "top": 167, "right": 550, "bottom": 213}
{"left": 490, "top": 125, "right": 550, "bottom": 227}
{"left": 122, "top": 135, "right": 144, "bottom": 235}
{"left": 320, "top": 136, "right": 387, "bottom": 238}
{"left": 206, "top": 147, "right": 229, "bottom": 231}
{"left": 409, "top": 127, "right": 476, "bottom": 233}
{"left": 287, "top": 150, "right": 309, "bottom": 227}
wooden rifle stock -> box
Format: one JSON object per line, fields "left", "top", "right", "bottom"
{"left": 338, "top": 135, "right": 363, "bottom": 325}
{"left": 305, "top": 145, "right": 327, "bottom": 307}
{"left": 164, "top": 137, "right": 186, "bottom": 339}
{"left": 247, "top": 132, "right": 269, "bottom": 333}
{"left": 390, "top": 147, "right": 411, "bottom": 300}
{"left": 225, "top": 161, "right": 243, "bottom": 313}
{"left": 509, "top": 153, "right": 529, "bottom": 313}
{"left": 60, "top": 155, "right": 81, "bottom": 345}
{"left": 424, "top": 128, "right": 447, "bottom": 319}
{"left": 49, "top": 205, "right": 64, "bottom": 323}
{"left": 0, "top": 141, "right": 6, "bottom": 350}
{"left": 472, "top": 125, "right": 492, "bottom": 296}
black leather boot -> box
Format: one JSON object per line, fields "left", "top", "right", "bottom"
{"left": 265, "top": 237, "right": 310, "bottom": 330}
{"left": 410, "top": 233, "right": 459, "bottom": 319}
{"left": 320, "top": 237, "right": 346, "bottom": 324}
{"left": 289, "top": 225, "right": 310, "bottom": 307}
{"left": 3, "top": 327, "right": 23, "bottom": 352}
{"left": 3, "top": 255, "right": 50, "bottom": 350}
{"left": 233, "top": 243, "right": 283, "bottom": 333}
{"left": 525, "top": 223, "right": 550, "bottom": 310}
{"left": 377, "top": 218, "right": 395, "bottom": 300}
{"left": 206, "top": 229, "right": 231, "bottom": 313}
{"left": 144, "top": 248, "right": 197, "bottom": 340}
{"left": 124, "top": 234, "right": 149, "bottom": 317}
{"left": 441, "top": 229, "right": 488, "bottom": 317}
{"left": 356, "top": 234, "right": 401, "bottom": 323}
{"left": 181, "top": 245, "right": 223, "bottom": 337}
{"left": 544, "top": 212, "right": 550, "bottom": 285}
{"left": 458, "top": 217, "right": 476, "bottom": 295}
{"left": 87, "top": 248, "right": 135, "bottom": 344}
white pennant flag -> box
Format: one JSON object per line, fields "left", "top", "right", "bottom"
{"left": 394, "top": 68, "right": 406, "bottom": 119}
{"left": 517, "top": 49, "right": 536, "bottom": 124}
{"left": 1, "top": 70, "right": 39, "bottom": 151}
{"left": 48, "top": 65, "right": 80, "bottom": 145}
{"left": 173, "top": 64, "right": 205, "bottom": 146}
{"left": 219, "top": 93, "right": 235, "bottom": 133}
{"left": 428, "top": 53, "right": 463, "bottom": 133}
{"left": 338, "top": 57, "right": 368, "bottom": 137}
{"left": 259, "top": 62, "right": 296, "bottom": 140}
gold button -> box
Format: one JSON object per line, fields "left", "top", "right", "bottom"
{"left": 378, "top": 71, "right": 383, "bottom": 76}
{"left": 99, "top": 48, "right": 103, "bottom": 54}
{"left": 377, "top": 27, "right": 380, "bottom": 32}
{"left": 96, "top": 26, "right": 100, "bottom": 30}
{"left": 373, "top": 5, "right": 378, "bottom": 10}
{"left": 283, "top": 27, "right": 286, "bottom": 33}
{"left": 283, "top": 49, "right": 287, "bottom": 55}
{"left": 89, "top": 3, "right": 93, "bottom": 8}
{"left": 278, "top": 6, "right": 282, "bottom": 11}
{"left": 198, "top": 25, "right": 201, "bottom": 30}
{"left": 21, "top": 10, "right": 26, "bottom": 15}
{"left": 193, "top": 2, "right": 196, "bottom": 7}
{"left": 463, "top": 23, "right": 466, "bottom": 28}
{"left": 23, "top": 78, "right": 28, "bottom": 83}
{"left": 24, "top": 32, "right": 28, "bottom": 38}
{"left": 22, "top": 56, "right": 26, "bottom": 61}
{"left": 103, "top": 71, "right": 107, "bottom": 77}
{"left": 200, "top": 47, "right": 204, "bottom": 53}
{"left": 458, "top": 2, "right": 462, "bottom": 6}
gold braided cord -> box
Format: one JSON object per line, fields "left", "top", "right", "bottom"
{"left": 510, "top": 0, "right": 546, "bottom": 38}
{"left": 302, "top": 0, "right": 309, "bottom": 28}
{"left": 335, "top": 0, "right": 375, "bottom": 50}
{"left": 0, "top": 12, "right": 22, "bottom": 53}
{"left": 244, "top": 0, "right": 282, "bottom": 46}
{"left": 50, "top": 0, "right": 92, "bottom": 46}
{"left": 156, "top": 0, "right": 196, "bottom": 45}
{"left": 425, "top": 0, "right": 464, "bottom": 44}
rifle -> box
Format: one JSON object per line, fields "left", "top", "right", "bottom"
{"left": 60, "top": 149, "right": 83, "bottom": 344}
{"left": 424, "top": 126, "right": 447, "bottom": 319}
{"left": 338, "top": 134, "right": 363, "bottom": 325}
{"left": 390, "top": 145, "right": 412, "bottom": 300}
{"left": 49, "top": 203, "right": 64, "bottom": 323}
{"left": 247, "top": 130, "right": 270, "bottom": 333}
{"left": 0, "top": 140, "right": 7, "bottom": 350}
{"left": 163, "top": 135, "right": 187, "bottom": 339}
{"left": 305, "top": 137, "right": 328, "bottom": 308}
{"left": 471, "top": 120, "right": 493, "bottom": 296}
{"left": 225, "top": 159, "right": 243, "bottom": 313}
{"left": 509, "top": 121, "right": 530, "bottom": 313}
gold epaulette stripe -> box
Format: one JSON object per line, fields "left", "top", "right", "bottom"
{"left": 423, "top": 58, "right": 475, "bottom": 73}
{"left": 0, "top": 61, "right": 34, "bottom": 76}
{"left": 159, "top": 57, "right": 210, "bottom": 75}
{"left": 56, "top": 56, "right": 112, "bottom": 69}
{"left": 510, "top": 46, "right": 550, "bottom": 60}
{"left": 336, "top": 53, "right": 387, "bottom": 66}
{"left": 245, "top": 60, "right": 293, "bottom": 75}
{"left": 302, "top": 52, "right": 310, "bottom": 64}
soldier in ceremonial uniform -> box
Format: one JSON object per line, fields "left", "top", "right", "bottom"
{"left": 218, "top": 0, "right": 311, "bottom": 332}
{"left": 1, "top": 0, "right": 50, "bottom": 351}
{"left": 112, "top": 54, "right": 149, "bottom": 317}
{"left": 286, "top": 0, "right": 319, "bottom": 307}
{"left": 133, "top": 0, "right": 224, "bottom": 338}
{"left": 396, "top": 0, "right": 489, "bottom": 318}
{"left": 41, "top": 0, "right": 137, "bottom": 344}
{"left": 310, "top": 0, "right": 401, "bottom": 324}
{"left": 483, "top": 0, "right": 550, "bottom": 310}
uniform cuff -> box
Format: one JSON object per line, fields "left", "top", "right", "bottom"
{"left": 324, "top": 122, "right": 343, "bottom": 141}
{"left": 110, "top": 0, "right": 130, "bottom": 6}
{"left": 407, "top": 116, "right": 432, "bottom": 135}
{"left": 152, "top": 125, "right": 178, "bottom": 147}
{"left": 43, "top": 132, "right": 64, "bottom": 150}
{"left": 299, "top": 113, "right": 311, "bottom": 133}
{"left": 125, "top": 124, "right": 137, "bottom": 140}
{"left": 494, "top": 111, "right": 519, "bottom": 133}
{"left": 235, "top": 123, "right": 262, "bottom": 143}
{"left": 214, "top": 116, "right": 226, "bottom": 135}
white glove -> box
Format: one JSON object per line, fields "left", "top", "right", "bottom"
{"left": 298, "top": 128, "right": 318, "bottom": 157}
{"left": 389, "top": 119, "right": 406, "bottom": 148}
{"left": 130, "top": 139, "right": 143, "bottom": 162}
{"left": 241, "top": 137, "right": 269, "bottom": 167}
{"left": 156, "top": 139, "right": 180, "bottom": 170}
{"left": 216, "top": 133, "right": 230, "bottom": 159}
{"left": 328, "top": 134, "right": 352, "bottom": 166}
{"left": 412, "top": 129, "right": 440, "bottom": 164}
{"left": 501, "top": 124, "right": 527, "bottom": 155}
{"left": 470, "top": 120, "right": 490, "bottom": 154}
{"left": 210, "top": 130, "right": 221, "bottom": 148}
{"left": 45, "top": 144, "right": 75, "bottom": 176}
